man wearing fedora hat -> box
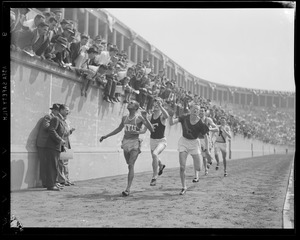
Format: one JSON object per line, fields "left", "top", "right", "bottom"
{"left": 43, "top": 36, "right": 68, "bottom": 64}
{"left": 36, "top": 103, "right": 60, "bottom": 188}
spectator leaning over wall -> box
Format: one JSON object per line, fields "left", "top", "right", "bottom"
{"left": 46, "top": 17, "right": 58, "bottom": 43}
{"left": 43, "top": 36, "right": 68, "bottom": 65}
{"left": 11, "top": 21, "right": 49, "bottom": 57}
{"left": 79, "top": 46, "right": 100, "bottom": 97}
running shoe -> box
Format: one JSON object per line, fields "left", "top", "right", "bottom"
{"left": 150, "top": 178, "right": 156, "bottom": 186}
{"left": 216, "top": 165, "right": 219, "bottom": 170}
{"left": 192, "top": 178, "right": 199, "bottom": 183}
{"left": 122, "top": 190, "right": 130, "bottom": 197}
{"left": 205, "top": 170, "right": 208, "bottom": 176}
{"left": 179, "top": 188, "right": 187, "bottom": 195}
{"left": 158, "top": 164, "right": 166, "bottom": 176}
{"left": 224, "top": 171, "right": 228, "bottom": 177}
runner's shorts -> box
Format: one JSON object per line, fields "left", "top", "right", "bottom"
{"left": 121, "top": 138, "right": 142, "bottom": 154}
{"left": 178, "top": 136, "right": 200, "bottom": 155}
{"left": 150, "top": 137, "right": 167, "bottom": 151}
{"left": 214, "top": 142, "right": 227, "bottom": 153}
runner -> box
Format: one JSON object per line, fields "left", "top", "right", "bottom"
{"left": 99, "top": 100, "right": 154, "bottom": 196}
{"left": 214, "top": 116, "right": 231, "bottom": 177}
{"left": 169, "top": 104, "right": 212, "bottom": 195}
{"left": 197, "top": 106, "right": 219, "bottom": 178}
{"left": 139, "top": 98, "right": 169, "bottom": 186}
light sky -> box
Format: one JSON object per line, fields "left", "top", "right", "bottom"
{"left": 105, "top": 8, "right": 295, "bottom": 92}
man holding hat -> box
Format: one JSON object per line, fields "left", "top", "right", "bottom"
{"left": 36, "top": 103, "right": 60, "bottom": 188}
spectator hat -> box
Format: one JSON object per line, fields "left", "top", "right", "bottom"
{"left": 37, "top": 22, "right": 49, "bottom": 28}
{"left": 55, "top": 36, "right": 68, "bottom": 48}
{"left": 50, "top": 103, "right": 60, "bottom": 110}
{"left": 166, "top": 81, "right": 174, "bottom": 87}
{"left": 94, "top": 35, "right": 102, "bottom": 41}
{"left": 60, "top": 19, "right": 70, "bottom": 25}
{"left": 81, "top": 34, "right": 89, "bottom": 40}
{"left": 109, "top": 45, "right": 119, "bottom": 52}
{"left": 43, "top": 11, "right": 52, "bottom": 17}
{"left": 87, "top": 47, "right": 99, "bottom": 54}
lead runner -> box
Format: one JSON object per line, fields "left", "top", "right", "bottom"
{"left": 169, "top": 104, "right": 212, "bottom": 195}
{"left": 100, "top": 100, "right": 154, "bottom": 196}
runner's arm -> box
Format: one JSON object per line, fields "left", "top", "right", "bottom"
{"left": 139, "top": 112, "right": 154, "bottom": 133}
{"left": 169, "top": 114, "right": 180, "bottom": 126}
{"left": 139, "top": 125, "right": 148, "bottom": 134}
{"left": 99, "top": 117, "right": 125, "bottom": 142}
{"left": 158, "top": 100, "right": 169, "bottom": 120}
{"left": 208, "top": 118, "right": 219, "bottom": 133}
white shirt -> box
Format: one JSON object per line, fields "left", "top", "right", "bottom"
{"left": 23, "top": 18, "right": 36, "bottom": 31}
{"left": 96, "top": 51, "right": 110, "bottom": 65}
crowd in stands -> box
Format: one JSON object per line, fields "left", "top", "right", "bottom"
{"left": 10, "top": 8, "right": 295, "bottom": 147}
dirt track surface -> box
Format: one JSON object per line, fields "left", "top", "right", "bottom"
{"left": 11, "top": 154, "right": 294, "bottom": 228}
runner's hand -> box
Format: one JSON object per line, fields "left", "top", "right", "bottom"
{"left": 99, "top": 136, "right": 107, "bottom": 142}
{"left": 141, "top": 110, "right": 147, "bottom": 119}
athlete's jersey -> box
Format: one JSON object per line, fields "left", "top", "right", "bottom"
{"left": 178, "top": 114, "right": 209, "bottom": 140}
{"left": 123, "top": 115, "right": 143, "bottom": 140}
{"left": 215, "top": 125, "right": 231, "bottom": 143}
{"left": 150, "top": 113, "right": 166, "bottom": 139}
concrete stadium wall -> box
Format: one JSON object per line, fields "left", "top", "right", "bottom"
{"left": 10, "top": 52, "right": 294, "bottom": 191}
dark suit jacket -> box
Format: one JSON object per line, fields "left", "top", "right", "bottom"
{"left": 36, "top": 113, "right": 55, "bottom": 148}
{"left": 45, "top": 114, "right": 69, "bottom": 152}
{"left": 11, "top": 28, "right": 39, "bottom": 50}
{"left": 70, "top": 42, "right": 81, "bottom": 66}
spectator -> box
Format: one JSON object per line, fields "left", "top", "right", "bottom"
{"left": 57, "top": 109, "right": 75, "bottom": 186}
{"left": 43, "top": 36, "right": 68, "bottom": 65}
{"left": 136, "top": 75, "right": 151, "bottom": 110}
{"left": 23, "top": 14, "right": 45, "bottom": 31}
{"left": 52, "top": 9, "right": 63, "bottom": 32}
{"left": 70, "top": 34, "right": 89, "bottom": 67}
{"left": 36, "top": 103, "right": 60, "bottom": 187}
{"left": 11, "top": 21, "right": 49, "bottom": 56}
{"left": 97, "top": 44, "right": 118, "bottom": 66}
{"left": 10, "top": 8, "right": 31, "bottom": 33}
{"left": 94, "top": 64, "right": 108, "bottom": 88}
{"left": 103, "top": 64, "right": 117, "bottom": 103}
{"left": 43, "top": 11, "right": 56, "bottom": 24}
{"left": 79, "top": 47, "right": 100, "bottom": 97}
{"left": 44, "top": 104, "right": 69, "bottom": 191}
{"left": 46, "top": 17, "right": 58, "bottom": 42}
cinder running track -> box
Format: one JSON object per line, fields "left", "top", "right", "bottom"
{"left": 11, "top": 154, "right": 294, "bottom": 228}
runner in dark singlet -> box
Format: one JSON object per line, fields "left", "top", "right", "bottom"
{"left": 169, "top": 104, "right": 212, "bottom": 195}
{"left": 140, "top": 98, "right": 169, "bottom": 186}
